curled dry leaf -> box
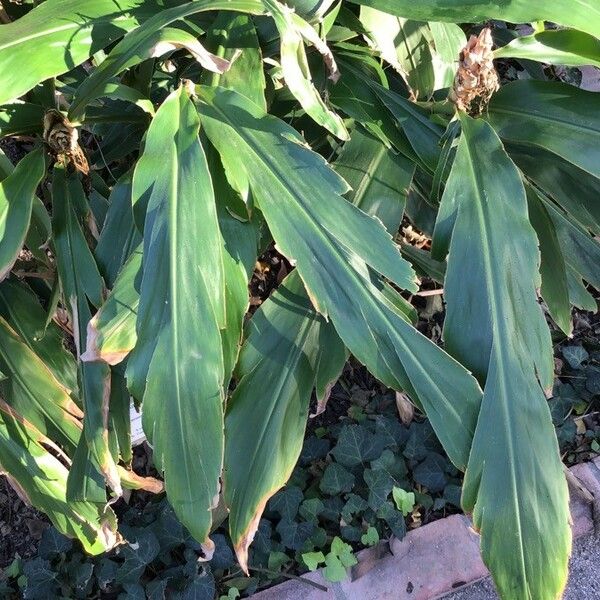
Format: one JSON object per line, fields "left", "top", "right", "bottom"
{"left": 150, "top": 39, "right": 230, "bottom": 74}
{"left": 449, "top": 28, "right": 499, "bottom": 116}
{"left": 395, "top": 391, "right": 414, "bottom": 425}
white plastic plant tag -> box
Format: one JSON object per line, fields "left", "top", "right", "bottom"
{"left": 130, "top": 399, "right": 146, "bottom": 446}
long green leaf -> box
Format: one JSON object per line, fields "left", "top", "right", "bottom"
{"left": 202, "top": 12, "right": 267, "bottom": 110}
{"left": 69, "top": 26, "right": 232, "bottom": 121}
{"left": 52, "top": 166, "right": 120, "bottom": 496}
{"left": 0, "top": 317, "right": 82, "bottom": 453}
{"left": 0, "top": 279, "right": 78, "bottom": 393}
{"left": 83, "top": 247, "right": 141, "bottom": 366}
{"left": 95, "top": 171, "right": 142, "bottom": 288}
{"left": 0, "top": 0, "right": 172, "bottom": 105}
{"left": 0, "top": 402, "right": 117, "bottom": 554}
{"left": 526, "top": 188, "right": 572, "bottom": 336}
{"left": 0, "top": 103, "right": 45, "bottom": 137}
{"left": 508, "top": 144, "right": 600, "bottom": 237}
{"left": 198, "top": 86, "right": 482, "bottom": 472}
{"left": 348, "top": 0, "right": 600, "bottom": 40}
{"left": 334, "top": 124, "right": 414, "bottom": 234}
{"left": 488, "top": 80, "right": 600, "bottom": 180}
{"left": 541, "top": 193, "right": 600, "bottom": 292}
{"left": 126, "top": 86, "right": 225, "bottom": 550}
{"left": 68, "top": 0, "right": 266, "bottom": 121}
{"left": 494, "top": 29, "right": 600, "bottom": 68}
{"left": 262, "top": 0, "right": 348, "bottom": 139}
{"left": 0, "top": 148, "right": 45, "bottom": 280}
{"left": 225, "top": 270, "right": 345, "bottom": 569}
{"left": 441, "top": 115, "right": 570, "bottom": 600}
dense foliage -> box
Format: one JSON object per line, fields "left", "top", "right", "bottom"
{"left": 0, "top": 1, "right": 599, "bottom": 599}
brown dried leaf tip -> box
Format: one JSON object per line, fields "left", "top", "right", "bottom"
{"left": 43, "top": 109, "right": 89, "bottom": 176}
{"left": 449, "top": 28, "right": 499, "bottom": 116}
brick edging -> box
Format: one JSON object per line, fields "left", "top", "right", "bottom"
{"left": 251, "top": 456, "right": 600, "bottom": 600}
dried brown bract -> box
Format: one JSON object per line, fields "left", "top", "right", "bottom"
{"left": 43, "top": 109, "right": 89, "bottom": 176}
{"left": 449, "top": 28, "right": 499, "bottom": 116}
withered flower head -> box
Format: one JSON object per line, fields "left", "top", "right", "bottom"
{"left": 449, "top": 28, "right": 499, "bottom": 116}
{"left": 43, "top": 109, "right": 89, "bottom": 176}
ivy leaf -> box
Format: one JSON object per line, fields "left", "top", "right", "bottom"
{"left": 269, "top": 486, "right": 303, "bottom": 521}
{"left": 299, "top": 498, "right": 325, "bottom": 523}
{"left": 562, "top": 345, "right": 588, "bottom": 369}
{"left": 252, "top": 520, "right": 273, "bottom": 555}
{"left": 342, "top": 494, "right": 369, "bottom": 520}
{"left": 331, "top": 424, "right": 386, "bottom": 467}
{"left": 361, "top": 526, "right": 380, "bottom": 546}
{"left": 276, "top": 519, "right": 314, "bottom": 550}
{"left": 321, "top": 497, "right": 345, "bottom": 522}
{"left": 392, "top": 487, "right": 416, "bottom": 516}
{"left": 22, "top": 558, "right": 57, "bottom": 600}
{"left": 377, "top": 501, "right": 407, "bottom": 539}
{"left": 209, "top": 534, "right": 235, "bottom": 570}
{"left": 153, "top": 506, "right": 187, "bottom": 550}
{"left": 97, "top": 559, "right": 118, "bottom": 591}
{"left": 341, "top": 525, "right": 362, "bottom": 542}
{"left": 267, "top": 551, "right": 290, "bottom": 571}
{"left": 403, "top": 422, "right": 441, "bottom": 462}
{"left": 412, "top": 453, "right": 448, "bottom": 492}
{"left": 373, "top": 415, "right": 409, "bottom": 448}
{"left": 121, "top": 583, "right": 146, "bottom": 599}
{"left": 116, "top": 530, "right": 160, "bottom": 584}
{"left": 370, "top": 448, "right": 407, "bottom": 480}
{"left": 299, "top": 436, "right": 330, "bottom": 464}
{"left": 38, "top": 527, "right": 72, "bottom": 559}
{"left": 320, "top": 462, "right": 355, "bottom": 495}
{"left": 146, "top": 579, "right": 169, "bottom": 600}
{"left": 323, "top": 553, "right": 348, "bottom": 583}
{"left": 302, "top": 551, "right": 326, "bottom": 571}
{"left": 67, "top": 559, "right": 94, "bottom": 595}
{"left": 331, "top": 536, "right": 357, "bottom": 568}
{"left": 443, "top": 484, "right": 463, "bottom": 508}
{"left": 181, "top": 570, "right": 215, "bottom": 600}
{"left": 364, "top": 468, "right": 393, "bottom": 510}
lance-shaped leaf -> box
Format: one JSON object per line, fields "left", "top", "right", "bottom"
{"left": 51, "top": 166, "right": 120, "bottom": 496}
{"left": 225, "top": 270, "right": 346, "bottom": 570}
{"left": 348, "top": 0, "right": 600, "bottom": 40}
{"left": 0, "top": 148, "right": 45, "bottom": 280}
{"left": 202, "top": 12, "right": 267, "bottom": 110}
{"left": 540, "top": 191, "right": 600, "bottom": 292}
{"left": 198, "top": 86, "right": 482, "bottom": 472}
{"left": 334, "top": 124, "right": 414, "bottom": 235}
{"left": 488, "top": 80, "right": 600, "bottom": 180}
{"left": 68, "top": 0, "right": 266, "bottom": 122}
{"left": 208, "top": 151, "right": 260, "bottom": 380}
{"left": 0, "top": 0, "right": 169, "bottom": 105}
{"left": 330, "top": 56, "right": 418, "bottom": 162}
{"left": 358, "top": 10, "right": 463, "bottom": 98}
{"left": 69, "top": 27, "right": 232, "bottom": 121}
{"left": 0, "top": 279, "right": 78, "bottom": 394}
{"left": 83, "top": 247, "right": 141, "bottom": 366}
{"left": 95, "top": 171, "right": 142, "bottom": 288}
{"left": 508, "top": 145, "right": 600, "bottom": 237}
{"left": 262, "top": 0, "right": 348, "bottom": 140}
{"left": 0, "top": 401, "right": 118, "bottom": 555}
{"left": 440, "top": 115, "right": 570, "bottom": 600}
{"left": 494, "top": 29, "right": 600, "bottom": 69}
{"left": 126, "top": 87, "right": 225, "bottom": 549}
{"left": 0, "top": 103, "right": 45, "bottom": 137}
{"left": 0, "top": 316, "right": 82, "bottom": 453}
{"left": 526, "top": 188, "right": 572, "bottom": 336}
